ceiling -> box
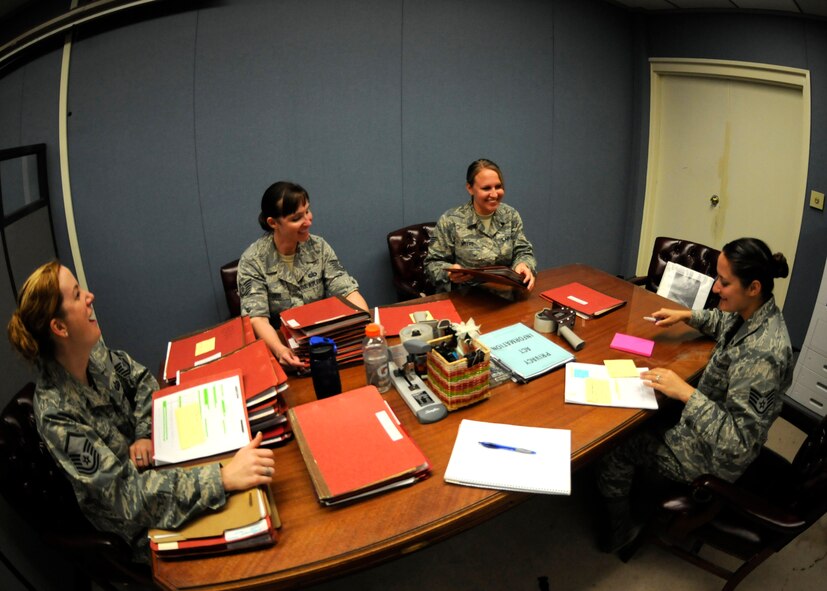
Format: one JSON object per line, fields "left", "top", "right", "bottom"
{"left": 605, "top": 0, "right": 827, "bottom": 18}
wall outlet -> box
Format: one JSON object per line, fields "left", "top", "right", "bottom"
{"left": 811, "top": 190, "right": 825, "bottom": 211}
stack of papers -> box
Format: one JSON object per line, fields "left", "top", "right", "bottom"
{"left": 279, "top": 296, "right": 371, "bottom": 365}
{"left": 163, "top": 316, "right": 256, "bottom": 385}
{"left": 288, "top": 386, "right": 431, "bottom": 505}
{"left": 151, "top": 371, "right": 251, "bottom": 465}
{"left": 149, "top": 482, "right": 279, "bottom": 557}
{"left": 178, "top": 340, "right": 292, "bottom": 447}
{"left": 444, "top": 419, "right": 571, "bottom": 495}
{"left": 564, "top": 361, "right": 657, "bottom": 409}
{"left": 477, "top": 323, "right": 574, "bottom": 382}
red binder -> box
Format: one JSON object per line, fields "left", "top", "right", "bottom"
{"left": 377, "top": 299, "right": 463, "bottom": 336}
{"left": 288, "top": 386, "right": 431, "bottom": 505}
{"left": 178, "top": 340, "right": 288, "bottom": 411}
{"left": 540, "top": 282, "right": 626, "bottom": 318}
{"left": 163, "top": 316, "right": 255, "bottom": 384}
{"left": 279, "top": 295, "right": 370, "bottom": 335}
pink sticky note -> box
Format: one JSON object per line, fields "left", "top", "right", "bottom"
{"left": 610, "top": 333, "right": 655, "bottom": 357}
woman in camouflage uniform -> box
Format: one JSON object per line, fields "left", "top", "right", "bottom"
{"left": 596, "top": 237, "right": 793, "bottom": 553}
{"left": 237, "top": 181, "right": 368, "bottom": 369}
{"left": 424, "top": 159, "right": 537, "bottom": 295}
{"left": 8, "top": 262, "right": 275, "bottom": 563}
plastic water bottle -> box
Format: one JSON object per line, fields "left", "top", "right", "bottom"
{"left": 363, "top": 323, "right": 390, "bottom": 393}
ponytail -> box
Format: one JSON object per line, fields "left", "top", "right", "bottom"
{"left": 7, "top": 261, "right": 63, "bottom": 364}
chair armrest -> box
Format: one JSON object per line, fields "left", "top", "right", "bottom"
{"left": 693, "top": 475, "right": 806, "bottom": 530}
{"left": 626, "top": 275, "right": 647, "bottom": 286}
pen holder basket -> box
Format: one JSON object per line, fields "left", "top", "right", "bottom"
{"left": 426, "top": 336, "right": 490, "bottom": 411}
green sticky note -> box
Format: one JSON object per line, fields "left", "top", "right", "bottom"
{"left": 604, "top": 359, "right": 639, "bottom": 378}
{"left": 585, "top": 378, "right": 612, "bottom": 405}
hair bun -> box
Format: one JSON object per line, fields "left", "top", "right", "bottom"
{"left": 772, "top": 252, "right": 789, "bottom": 279}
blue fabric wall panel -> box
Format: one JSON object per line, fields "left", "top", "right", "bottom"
{"left": 194, "top": 0, "right": 403, "bottom": 310}
{"left": 0, "top": 68, "right": 24, "bottom": 149}
{"left": 402, "top": 0, "right": 556, "bottom": 268}
{"left": 67, "top": 11, "right": 209, "bottom": 365}
{"left": 550, "top": 0, "right": 633, "bottom": 272}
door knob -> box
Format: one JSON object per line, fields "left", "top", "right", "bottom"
{"left": 710, "top": 194, "right": 720, "bottom": 207}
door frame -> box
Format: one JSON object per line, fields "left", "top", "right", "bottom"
{"left": 637, "top": 57, "right": 811, "bottom": 281}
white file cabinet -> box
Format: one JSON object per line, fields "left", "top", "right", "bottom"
{"left": 787, "top": 258, "right": 827, "bottom": 417}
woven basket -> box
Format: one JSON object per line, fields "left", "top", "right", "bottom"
{"left": 426, "top": 337, "right": 490, "bottom": 411}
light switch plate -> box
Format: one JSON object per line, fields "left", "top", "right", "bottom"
{"left": 811, "top": 190, "right": 825, "bottom": 211}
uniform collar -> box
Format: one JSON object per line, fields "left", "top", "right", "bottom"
{"left": 728, "top": 296, "right": 778, "bottom": 346}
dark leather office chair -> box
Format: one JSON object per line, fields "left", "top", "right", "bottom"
{"left": 629, "top": 236, "right": 720, "bottom": 309}
{"left": 220, "top": 258, "right": 241, "bottom": 318}
{"left": 648, "top": 414, "right": 827, "bottom": 591}
{"left": 0, "top": 383, "right": 152, "bottom": 590}
{"left": 387, "top": 221, "right": 436, "bottom": 301}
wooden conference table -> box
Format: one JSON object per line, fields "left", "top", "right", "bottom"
{"left": 152, "top": 264, "right": 714, "bottom": 591}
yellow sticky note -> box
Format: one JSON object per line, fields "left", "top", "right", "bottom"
{"left": 175, "top": 403, "right": 206, "bottom": 450}
{"left": 604, "top": 359, "right": 639, "bottom": 378}
{"left": 585, "top": 378, "right": 612, "bottom": 405}
{"left": 195, "top": 337, "right": 216, "bottom": 357}
{"left": 409, "top": 310, "right": 434, "bottom": 322}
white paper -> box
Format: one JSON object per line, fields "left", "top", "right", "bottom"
{"left": 564, "top": 362, "right": 658, "bottom": 410}
{"left": 657, "top": 261, "right": 714, "bottom": 310}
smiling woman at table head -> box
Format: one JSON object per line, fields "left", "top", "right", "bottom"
{"left": 237, "top": 180, "right": 368, "bottom": 369}
{"left": 7, "top": 261, "right": 275, "bottom": 564}
{"left": 596, "top": 237, "right": 793, "bottom": 554}
{"left": 424, "top": 158, "right": 537, "bottom": 294}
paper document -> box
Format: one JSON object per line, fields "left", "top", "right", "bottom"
{"left": 564, "top": 362, "right": 657, "bottom": 409}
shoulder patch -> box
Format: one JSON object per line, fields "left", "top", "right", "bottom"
{"left": 64, "top": 432, "right": 101, "bottom": 475}
{"left": 748, "top": 389, "right": 775, "bottom": 415}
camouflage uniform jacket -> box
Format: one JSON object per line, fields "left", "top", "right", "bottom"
{"left": 34, "top": 340, "right": 226, "bottom": 562}
{"left": 663, "top": 297, "right": 792, "bottom": 483}
{"left": 424, "top": 201, "right": 536, "bottom": 292}
{"left": 238, "top": 233, "right": 359, "bottom": 321}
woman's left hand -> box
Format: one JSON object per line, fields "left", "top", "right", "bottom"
{"left": 514, "top": 263, "right": 535, "bottom": 291}
{"left": 130, "top": 438, "right": 153, "bottom": 470}
{"left": 641, "top": 368, "right": 695, "bottom": 404}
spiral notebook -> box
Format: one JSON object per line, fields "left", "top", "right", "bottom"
{"left": 444, "top": 419, "right": 571, "bottom": 495}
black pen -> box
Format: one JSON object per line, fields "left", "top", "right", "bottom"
{"left": 479, "top": 441, "right": 536, "bottom": 454}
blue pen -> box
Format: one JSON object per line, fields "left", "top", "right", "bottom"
{"left": 479, "top": 441, "right": 536, "bottom": 454}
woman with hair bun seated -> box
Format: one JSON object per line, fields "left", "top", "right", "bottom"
{"left": 237, "top": 181, "right": 368, "bottom": 369}
{"left": 596, "top": 237, "right": 793, "bottom": 554}
{"left": 7, "top": 262, "right": 275, "bottom": 564}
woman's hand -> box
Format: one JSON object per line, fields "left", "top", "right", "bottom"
{"left": 446, "top": 264, "right": 474, "bottom": 284}
{"left": 513, "top": 263, "right": 535, "bottom": 291}
{"left": 641, "top": 368, "right": 695, "bottom": 403}
{"left": 220, "top": 432, "right": 276, "bottom": 492}
{"left": 275, "top": 344, "right": 308, "bottom": 370}
{"left": 130, "top": 438, "right": 153, "bottom": 470}
{"left": 650, "top": 308, "right": 692, "bottom": 327}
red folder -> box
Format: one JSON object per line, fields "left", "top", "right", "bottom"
{"left": 377, "top": 299, "right": 463, "bottom": 336}
{"left": 279, "top": 295, "right": 370, "bottom": 335}
{"left": 288, "top": 386, "right": 431, "bottom": 505}
{"left": 540, "top": 282, "right": 626, "bottom": 318}
{"left": 163, "top": 316, "right": 254, "bottom": 384}
{"left": 178, "top": 340, "right": 288, "bottom": 411}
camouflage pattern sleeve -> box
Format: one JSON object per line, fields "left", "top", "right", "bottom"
{"left": 106, "top": 347, "right": 158, "bottom": 441}
{"left": 423, "top": 213, "right": 456, "bottom": 292}
{"left": 318, "top": 237, "right": 359, "bottom": 298}
{"left": 237, "top": 241, "right": 272, "bottom": 319}
{"left": 688, "top": 307, "right": 726, "bottom": 339}
{"left": 509, "top": 209, "right": 537, "bottom": 273}
{"left": 38, "top": 410, "right": 225, "bottom": 532}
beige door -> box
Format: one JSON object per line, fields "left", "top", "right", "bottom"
{"left": 638, "top": 59, "right": 811, "bottom": 307}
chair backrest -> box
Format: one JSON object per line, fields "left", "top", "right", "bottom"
{"left": 386, "top": 222, "right": 436, "bottom": 301}
{"left": 644, "top": 236, "right": 720, "bottom": 308}
{"left": 790, "top": 414, "right": 827, "bottom": 523}
{"left": 220, "top": 259, "right": 241, "bottom": 318}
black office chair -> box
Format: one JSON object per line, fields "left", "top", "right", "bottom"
{"left": 0, "top": 383, "right": 152, "bottom": 590}
{"left": 629, "top": 236, "right": 720, "bottom": 309}
{"left": 220, "top": 259, "right": 241, "bottom": 318}
{"left": 386, "top": 222, "right": 436, "bottom": 301}
{"left": 641, "top": 414, "right": 827, "bottom": 591}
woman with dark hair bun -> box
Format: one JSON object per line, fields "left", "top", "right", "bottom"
{"left": 7, "top": 262, "right": 275, "bottom": 563}
{"left": 237, "top": 181, "right": 368, "bottom": 369}
{"left": 595, "top": 237, "right": 793, "bottom": 554}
